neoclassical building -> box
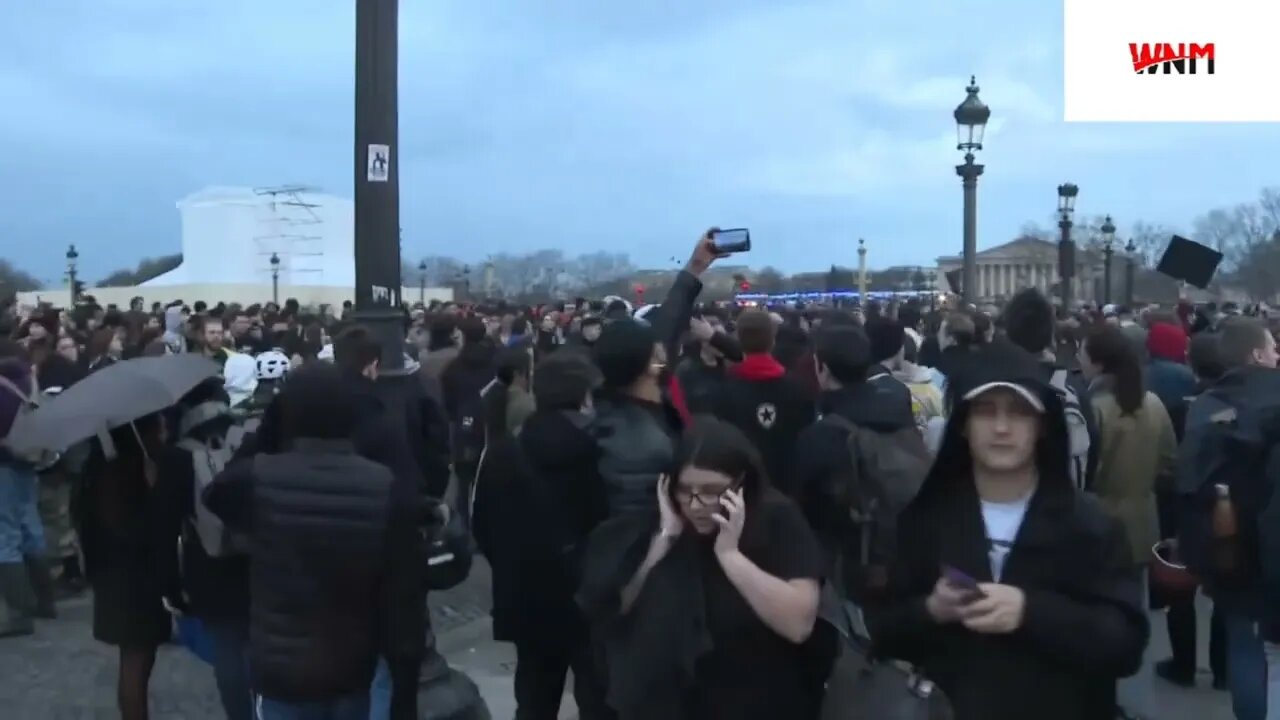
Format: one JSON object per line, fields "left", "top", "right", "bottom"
{"left": 936, "top": 237, "right": 1103, "bottom": 304}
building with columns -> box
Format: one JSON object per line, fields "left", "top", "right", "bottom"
{"left": 936, "top": 237, "right": 1103, "bottom": 304}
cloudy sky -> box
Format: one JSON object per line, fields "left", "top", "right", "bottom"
{"left": 1, "top": 0, "right": 1277, "bottom": 283}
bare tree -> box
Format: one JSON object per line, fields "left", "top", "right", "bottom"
{"left": 402, "top": 256, "right": 464, "bottom": 286}
{"left": 753, "top": 266, "right": 787, "bottom": 294}
{"left": 1127, "top": 221, "right": 1175, "bottom": 267}
{"left": 0, "top": 260, "right": 42, "bottom": 292}
{"left": 99, "top": 254, "right": 183, "bottom": 286}
{"left": 1192, "top": 208, "right": 1238, "bottom": 259}
{"left": 569, "top": 251, "right": 636, "bottom": 290}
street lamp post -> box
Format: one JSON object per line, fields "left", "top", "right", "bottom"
{"left": 269, "top": 252, "right": 280, "bottom": 304}
{"left": 1056, "top": 183, "right": 1079, "bottom": 311}
{"left": 1125, "top": 238, "right": 1137, "bottom": 306}
{"left": 352, "top": 0, "right": 405, "bottom": 372}
{"left": 461, "top": 265, "right": 471, "bottom": 302}
{"left": 857, "top": 239, "right": 868, "bottom": 301}
{"left": 417, "top": 259, "right": 427, "bottom": 304}
{"left": 1100, "top": 214, "right": 1116, "bottom": 305}
{"left": 65, "top": 245, "right": 79, "bottom": 304}
{"left": 954, "top": 75, "right": 990, "bottom": 306}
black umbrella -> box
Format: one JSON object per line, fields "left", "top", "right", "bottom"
{"left": 8, "top": 354, "right": 220, "bottom": 453}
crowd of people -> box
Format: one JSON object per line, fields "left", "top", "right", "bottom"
{"left": 0, "top": 230, "right": 1278, "bottom": 720}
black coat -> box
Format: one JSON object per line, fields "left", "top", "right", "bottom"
{"left": 473, "top": 409, "right": 606, "bottom": 648}
{"left": 709, "top": 356, "right": 815, "bottom": 497}
{"left": 867, "top": 360, "right": 1148, "bottom": 720}
{"left": 204, "top": 439, "right": 423, "bottom": 718}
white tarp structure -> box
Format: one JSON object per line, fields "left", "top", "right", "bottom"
{"left": 143, "top": 186, "right": 355, "bottom": 288}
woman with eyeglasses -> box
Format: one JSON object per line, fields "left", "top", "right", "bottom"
{"left": 579, "top": 417, "right": 830, "bottom": 720}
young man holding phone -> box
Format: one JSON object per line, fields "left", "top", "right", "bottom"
{"left": 868, "top": 341, "right": 1148, "bottom": 720}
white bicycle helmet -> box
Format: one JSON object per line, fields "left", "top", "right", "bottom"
{"left": 255, "top": 350, "right": 291, "bottom": 380}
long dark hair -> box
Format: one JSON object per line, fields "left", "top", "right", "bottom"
{"left": 482, "top": 346, "right": 532, "bottom": 441}
{"left": 668, "top": 416, "right": 775, "bottom": 549}
{"left": 1085, "top": 324, "right": 1144, "bottom": 415}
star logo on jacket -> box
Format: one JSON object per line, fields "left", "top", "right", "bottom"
{"left": 756, "top": 402, "right": 777, "bottom": 429}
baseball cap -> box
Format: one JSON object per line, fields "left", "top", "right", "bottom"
{"left": 962, "top": 381, "right": 1045, "bottom": 413}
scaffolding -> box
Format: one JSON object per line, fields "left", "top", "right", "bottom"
{"left": 252, "top": 185, "right": 326, "bottom": 284}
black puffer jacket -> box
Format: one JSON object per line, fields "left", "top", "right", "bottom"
{"left": 591, "top": 394, "right": 680, "bottom": 516}
{"left": 203, "top": 439, "right": 424, "bottom": 714}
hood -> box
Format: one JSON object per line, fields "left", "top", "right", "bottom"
{"left": 891, "top": 363, "right": 932, "bottom": 385}
{"left": 222, "top": 353, "right": 258, "bottom": 406}
{"left": 729, "top": 353, "right": 785, "bottom": 381}
{"left": 456, "top": 341, "right": 496, "bottom": 369}
{"left": 918, "top": 342, "right": 1072, "bottom": 506}
{"left": 821, "top": 381, "right": 916, "bottom": 432}
{"left": 519, "top": 408, "right": 598, "bottom": 470}
{"left": 1146, "top": 322, "right": 1188, "bottom": 363}
{"left": 164, "top": 306, "right": 185, "bottom": 334}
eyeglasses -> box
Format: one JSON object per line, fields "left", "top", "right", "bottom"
{"left": 673, "top": 482, "right": 744, "bottom": 508}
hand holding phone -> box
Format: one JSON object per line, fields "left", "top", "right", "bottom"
{"left": 709, "top": 228, "right": 751, "bottom": 254}
{"left": 941, "top": 565, "right": 987, "bottom": 600}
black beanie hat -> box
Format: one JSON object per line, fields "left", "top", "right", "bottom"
{"left": 866, "top": 317, "right": 905, "bottom": 364}
{"left": 593, "top": 319, "right": 656, "bottom": 388}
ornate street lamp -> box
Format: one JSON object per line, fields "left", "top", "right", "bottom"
{"left": 65, "top": 245, "right": 80, "bottom": 303}
{"left": 417, "top": 259, "right": 427, "bottom": 303}
{"left": 955, "top": 76, "right": 990, "bottom": 305}
{"left": 1124, "top": 238, "right": 1137, "bottom": 306}
{"left": 1056, "top": 183, "right": 1079, "bottom": 310}
{"left": 857, "top": 238, "right": 868, "bottom": 301}
{"left": 1100, "top": 215, "right": 1116, "bottom": 304}
{"left": 269, "top": 252, "right": 280, "bottom": 304}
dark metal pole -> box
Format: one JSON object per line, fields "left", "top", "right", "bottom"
{"left": 1102, "top": 245, "right": 1113, "bottom": 305}
{"left": 353, "top": 0, "right": 404, "bottom": 371}
{"left": 272, "top": 269, "right": 279, "bottom": 304}
{"left": 956, "top": 154, "right": 983, "bottom": 304}
{"left": 1058, "top": 217, "right": 1074, "bottom": 311}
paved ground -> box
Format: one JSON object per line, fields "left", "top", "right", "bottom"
{"left": 0, "top": 562, "right": 1231, "bottom": 719}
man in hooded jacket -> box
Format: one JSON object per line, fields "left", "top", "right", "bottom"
{"left": 867, "top": 341, "right": 1148, "bottom": 720}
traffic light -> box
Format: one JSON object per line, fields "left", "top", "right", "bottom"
{"left": 739, "top": 280, "right": 751, "bottom": 292}
{"left": 634, "top": 283, "right": 645, "bottom": 300}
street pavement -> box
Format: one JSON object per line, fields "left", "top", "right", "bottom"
{"left": 0, "top": 559, "right": 1230, "bottom": 719}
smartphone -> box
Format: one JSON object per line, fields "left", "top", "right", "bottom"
{"left": 941, "top": 565, "right": 987, "bottom": 599}
{"left": 710, "top": 228, "right": 751, "bottom": 254}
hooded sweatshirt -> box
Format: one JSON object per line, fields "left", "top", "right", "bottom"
{"left": 223, "top": 353, "right": 259, "bottom": 409}
{"left": 892, "top": 362, "right": 945, "bottom": 436}
{"left": 163, "top": 306, "right": 187, "bottom": 354}
{"left": 868, "top": 343, "right": 1148, "bottom": 720}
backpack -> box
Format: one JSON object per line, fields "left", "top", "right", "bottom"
{"left": 1049, "top": 369, "right": 1092, "bottom": 491}
{"left": 822, "top": 414, "right": 933, "bottom": 604}
{"left": 180, "top": 418, "right": 257, "bottom": 558}
{"left": 1176, "top": 389, "right": 1275, "bottom": 587}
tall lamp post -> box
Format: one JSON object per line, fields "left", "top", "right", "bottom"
{"left": 1125, "top": 238, "right": 1137, "bottom": 306}
{"left": 417, "top": 259, "right": 427, "bottom": 304}
{"left": 1100, "top": 214, "right": 1116, "bottom": 304}
{"left": 352, "top": 0, "right": 405, "bottom": 372}
{"left": 65, "top": 245, "right": 79, "bottom": 304}
{"left": 954, "top": 76, "right": 990, "bottom": 306}
{"left": 269, "top": 252, "right": 280, "bottom": 304}
{"left": 857, "top": 238, "right": 868, "bottom": 301}
{"left": 1056, "top": 183, "right": 1079, "bottom": 311}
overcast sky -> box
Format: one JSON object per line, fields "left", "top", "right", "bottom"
{"left": 1, "top": 0, "right": 1277, "bottom": 283}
